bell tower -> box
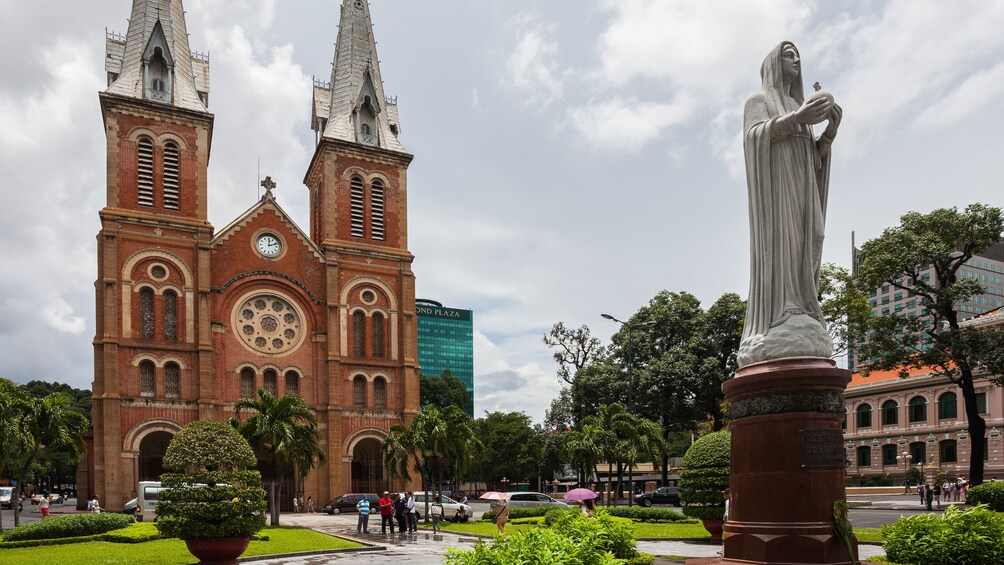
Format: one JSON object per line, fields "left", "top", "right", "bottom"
{"left": 92, "top": 0, "right": 215, "bottom": 508}
{"left": 305, "top": 0, "right": 421, "bottom": 495}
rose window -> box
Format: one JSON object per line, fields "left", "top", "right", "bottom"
{"left": 233, "top": 294, "right": 304, "bottom": 355}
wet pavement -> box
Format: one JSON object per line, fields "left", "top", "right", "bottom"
{"left": 254, "top": 512, "right": 888, "bottom": 563}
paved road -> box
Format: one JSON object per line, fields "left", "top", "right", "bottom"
{"left": 0, "top": 498, "right": 79, "bottom": 528}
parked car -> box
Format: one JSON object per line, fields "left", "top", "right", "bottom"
{"left": 411, "top": 492, "right": 473, "bottom": 522}
{"left": 503, "top": 492, "right": 569, "bottom": 509}
{"left": 633, "top": 486, "right": 681, "bottom": 507}
{"left": 0, "top": 487, "right": 23, "bottom": 511}
{"left": 31, "top": 492, "right": 65, "bottom": 505}
{"left": 322, "top": 493, "right": 380, "bottom": 515}
{"left": 123, "top": 497, "right": 139, "bottom": 515}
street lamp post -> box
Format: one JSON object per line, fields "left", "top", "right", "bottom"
{"left": 601, "top": 313, "right": 656, "bottom": 508}
{"left": 897, "top": 451, "right": 912, "bottom": 492}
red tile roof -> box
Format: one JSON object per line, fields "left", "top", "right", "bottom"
{"left": 848, "top": 365, "right": 933, "bottom": 388}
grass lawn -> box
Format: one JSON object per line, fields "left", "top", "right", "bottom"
{"left": 854, "top": 527, "right": 883, "bottom": 543}
{"left": 0, "top": 524, "right": 363, "bottom": 565}
{"left": 434, "top": 518, "right": 712, "bottom": 540}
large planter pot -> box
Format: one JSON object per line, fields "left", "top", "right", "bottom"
{"left": 185, "top": 537, "right": 251, "bottom": 565}
{"left": 702, "top": 519, "right": 725, "bottom": 543}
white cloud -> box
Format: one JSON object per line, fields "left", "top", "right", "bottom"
{"left": 914, "top": 61, "right": 1004, "bottom": 130}
{"left": 43, "top": 298, "right": 87, "bottom": 335}
{"left": 565, "top": 96, "right": 694, "bottom": 152}
{"left": 503, "top": 12, "right": 565, "bottom": 106}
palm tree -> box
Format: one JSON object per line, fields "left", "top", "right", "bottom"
{"left": 562, "top": 423, "right": 605, "bottom": 492}
{"left": 0, "top": 381, "right": 31, "bottom": 532}
{"left": 230, "top": 390, "right": 325, "bottom": 526}
{"left": 7, "top": 391, "right": 88, "bottom": 527}
{"left": 623, "top": 416, "right": 665, "bottom": 506}
{"left": 583, "top": 403, "right": 635, "bottom": 505}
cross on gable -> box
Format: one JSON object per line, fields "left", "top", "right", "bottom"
{"left": 261, "top": 176, "right": 276, "bottom": 198}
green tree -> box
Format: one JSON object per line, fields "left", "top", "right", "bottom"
{"left": 0, "top": 380, "right": 31, "bottom": 531}
{"left": 853, "top": 204, "right": 1004, "bottom": 485}
{"left": 7, "top": 390, "right": 88, "bottom": 527}
{"left": 562, "top": 424, "right": 603, "bottom": 489}
{"left": 18, "top": 380, "right": 92, "bottom": 490}
{"left": 229, "top": 390, "right": 325, "bottom": 526}
{"left": 543, "top": 387, "right": 574, "bottom": 432}
{"left": 543, "top": 322, "right": 608, "bottom": 385}
{"left": 471, "top": 411, "right": 542, "bottom": 491}
{"left": 419, "top": 370, "right": 468, "bottom": 412}
{"left": 818, "top": 263, "right": 871, "bottom": 357}
{"left": 583, "top": 403, "right": 631, "bottom": 506}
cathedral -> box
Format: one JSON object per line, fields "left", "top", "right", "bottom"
{"left": 84, "top": 0, "right": 420, "bottom": 509}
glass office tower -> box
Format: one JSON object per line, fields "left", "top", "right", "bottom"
{"left": 416, "top": 299, "right": 474, "bottom": 415}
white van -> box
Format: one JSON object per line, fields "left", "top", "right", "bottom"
{"left": 0, "top": 486, "right": 23, "bottom": 511}
{"left": 125, "top": 481, "right": 165, "bottom": 521}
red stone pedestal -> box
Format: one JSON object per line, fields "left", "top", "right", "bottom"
{"left": 716, "top": 358, "right": 858, "bottom": 564}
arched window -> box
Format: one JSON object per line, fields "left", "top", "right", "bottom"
{"left": 353, "top": 376, "right": 366, "bottom": 407}
{"left": 350, "top": 176, "right": 365, "bottom": 238}
{"left": 938, "top": 392, "right": 958, "bottom": 419}
{"left": 940, "top": 440, "right": 957, "bottom": 463}
{"left": 374, "top": 377, "right": 386, "bottom": 408}
{"left": 353, "top": 310, "right": 366, "bottom": 357}
{"left": 137, "top": 137, "right": 154, "bottom": 206}
{"left": 855, "top": 404, "right": 872, "bottom": 428}
{"left": 856, "top": 446, "right": 870, "bottom": 467}
{"left": 163, "top": 290, "right": 178, "bottom": 341}
{"left": 139, "top": 287, "right": 155, "bottom": 338}
{"left": 163, "top": 142, "right": 180, "bottom": 209}
{"left": 372, "top": 312, "right": 385, "bottom": 358}
{"left": 881, "top": 400, "right": 898, "bottom": 426}
{"left": 360, "top": 123, "right": 371, "bottom": 135}
{"left": 139, "top": 360, "right": 155, "bottom": 397}
{"left": 240, "top": 367, "right": 255, "bottom": 399}
{"left": 370, "top": 179, "right": 385, "bottom": 240}
{"left": 910, "top": 441, "right": 926, "bottom": 464}
{"left": 165, "top": 362, "right": 180, "bottom": 398}
{"left": 285, "top": 370, "right": 299, "bottom": 396}
{"left": 908, "top": 396, "right": 927, "bottom": 423}
{"left": 263, "top": 369, "right": 278, "bottom": 396}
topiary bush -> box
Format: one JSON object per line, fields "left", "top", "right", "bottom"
{"left": 882, "top": 504, "right": 1004, "bottom": 565}
{"left": 680, "top": 430, "right": 731, "bottom": 521}
{"left": 966, "top": 481, "right": 1004, "bottom": 511}
{"left": 155, "top": 420, "right": 267, "bottom": 541}
{"left": 480, "top": 506, "right": 555, "bottom": 521}
{"left": 1, "top": 513, "right": 134, "bottom": 541}
{"left": 606, "top": 506, "right": 693, "bottom": 523}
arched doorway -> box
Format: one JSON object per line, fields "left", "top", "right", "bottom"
{"left": 351, "top": 438, "right": 384, "bottom": 493}
{"left": 138, "top": 431, "right": 173, "bottom": 481}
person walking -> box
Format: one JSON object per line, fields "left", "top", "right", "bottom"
{"left": 292, "top": 494, "right": 299, "bottom": 513}
{"left": 378, "top": 492, "right": 395, "bottom": 534}
{"left": 39, "top": 494, "right": 50, "bottom": 519}
{"left": 431, "top": 495, "right": 445, "bottom": 532}
{"left": 491, "top": 498, "right": 510, "bottom": 534}
{"left": 90, "top": 495, "right": 101, "bottom": 513}
{"left": 917, "top": 483, "right": 925, "bottom": 506}
{"left": 932, "top": 482, "right": 942, "bottom": 508}
{"left": 406, "top": 491, "right": 417, "bottom": 532}
{"left": 356, "top": 496, "right": 371, "bottom": 533}
{"left": 307, "top": 496, "right": 315, "bottom": 513}
{"left": 298, "top": 494, "right": 305, "bottom": 513}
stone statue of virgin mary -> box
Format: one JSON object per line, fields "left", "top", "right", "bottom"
{"left": 738, "top": 41, "right": 842, "bottom": 367}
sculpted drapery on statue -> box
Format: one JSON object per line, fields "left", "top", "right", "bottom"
{"left": 738, "top": 41, "right": 842, "bottom": 367}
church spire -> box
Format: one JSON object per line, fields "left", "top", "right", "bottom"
{"left": 105, "top": 0, "right": 210, "bottom": 113}
{"left": 311, "top": 0, "right": 405, "bottom": 153}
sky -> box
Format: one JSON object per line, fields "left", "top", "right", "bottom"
{"left": 1, "top": 0, "right": 1003, "bottom": 424}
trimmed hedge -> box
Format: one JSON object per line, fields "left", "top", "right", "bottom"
{"left": 488, "top": 505, "right": 695, "bottom": 524}
{"left": 480, "top": 506, "right": 553, "bottom": 521}
{"left": 0, "top": 522, "right": 162, "bottom": 549}
{"left": 680, "top": 430, "right": 731, "bottom": 521}
{"left": 882, "top": 504, "right": 1004, "bottom": 564}
{"left": 966, "top": 481, "right": 1004, "bottom": 512}
{"left": 2, "top": 513, "right": 134, "bottom": 542}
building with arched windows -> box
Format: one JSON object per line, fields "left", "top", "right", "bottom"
{"left": 843, "top": 307, "right": 1004, "bottom": 483}
{"left": 83, "top": 0, "right": 420, "bottom": 510}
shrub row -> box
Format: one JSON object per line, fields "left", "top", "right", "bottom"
{"left": 2, "top": 513, "right": 135, "bottom": 542}
{"left": 882, "top": 504, "right": 1004, "bottom": 565}
{"left": 480, "top": 506, "right": 552, "bottom": 521}
{"left": 966, "top": 481, "right": 1004, "bottom": 512}
{"left": 482, "top": 504, "right": 693, "bottom": 524}
{"left": 447, "top": 509, "right": 637, "bottom": 564}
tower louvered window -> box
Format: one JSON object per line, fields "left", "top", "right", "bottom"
{"left": 370, "top": 179, "right": 385, "bottom": 240}
{"left": 163, "top": 290, "right": 178, "bottom": 340}
{"left": 163, "top": 142, "right": 180, "bottom": 209}
{"left": 353, "top": 376, "right": 366, "bottom": 407}
{"left": 263, "top": 369, "right": 278, "bottom": 396}
{"left": 137, "top": 138, "right": 154, "bottom": 206}
{"left": 240, "top": 367, "right": 255, "bottom": 399}
{"left": 353, "top": 310, "right": 366, "bottom": 356}
{"left": 350, "top": 176, "right": 365, "bottom": 238}
{"left": 139, "top": 287, "right": 155, "bottom": 338}
{"left": 285, "top": 370, "right": 299, "bottom": 395}
{"left": 140, "top": 361, "right": 155, "bottom": 397}
{"left": 372, "top": 312, "right": 385, "bottom": 358}
{"left": 165, "top": 362, "right": 180, "bottom": 398}
{"left": 374, "top": 377, "right": 386, "bottom": 408}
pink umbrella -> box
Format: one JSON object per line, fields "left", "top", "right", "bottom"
{"left": 479, "top": 491, "right": 508, "bottom": 501}
{"left": 563, "top": 488, "right": 598, "bottom": 501}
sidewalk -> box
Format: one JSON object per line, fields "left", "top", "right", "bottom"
{"left": 847, "top": 492, "right": 966, "bottom": 511}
